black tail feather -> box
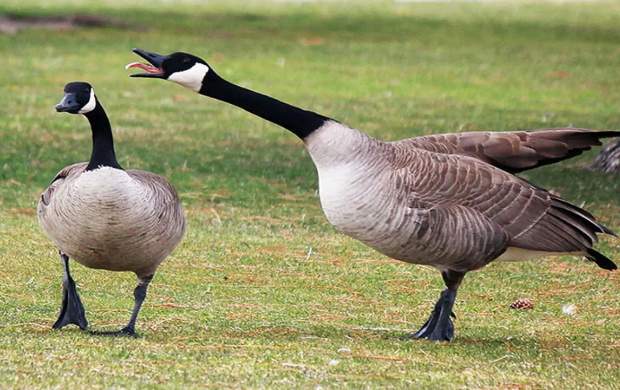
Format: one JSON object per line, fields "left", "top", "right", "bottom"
{"left": 586, "top": 248, "right": 617, "bottom": 271}
{"left": 592, "top": 130, "right": 620, "bottom": 139}
{"left": 551, "top": 197, "right": 617, "bottom": 237}
{"left": 601, "top": 225, "right": 618, "bottom": 237}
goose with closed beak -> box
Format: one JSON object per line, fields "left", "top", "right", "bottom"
{"left": 128, "top": 49, "right": 619, "bottom": 341}
{"left": 38, "top": 81, "right": 186, "bottom": 336}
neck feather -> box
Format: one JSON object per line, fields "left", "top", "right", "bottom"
{"left": 84, "top": 102, "right": 122, "bottom": 171}
{"left": 201, "top": 73, "right": 330, "bottom": 139}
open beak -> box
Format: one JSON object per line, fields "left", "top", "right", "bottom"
{"left": 55, "top": 93, "right": 82, "bottom": 113}
{"left": 126, "top": 48, "right": 168, "bottom": 78}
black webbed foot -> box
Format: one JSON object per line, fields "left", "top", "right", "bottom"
{"left": 53, "top": 254, "right": 88, "bottom": 330}
{"left": 409, "top": 289, "right": 456, "bottom": 341}
{"left": 408, "top": 270, "right": 464, "bottom": 342}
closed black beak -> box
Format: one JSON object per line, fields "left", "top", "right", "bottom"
{"left": 55, "top": 93, "right": 82, "bottom": 113}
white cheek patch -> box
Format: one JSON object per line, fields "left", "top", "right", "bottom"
{"left": 79, "top": 88, "right": 96, "bottom": 114}
{"left": 168, "top": 63, "right": 209, "bottom": 92}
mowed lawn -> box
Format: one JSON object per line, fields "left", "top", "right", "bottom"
{"left": 1, "top": 0, "right": 619, "bottom": 388}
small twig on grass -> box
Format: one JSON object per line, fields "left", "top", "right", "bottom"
{"left": 490, "top": 355, "right": 512, "bottom": 364}
{"left": 210, "top": 208, "right": 222, "bottom": 225}
{"left": 351, "top": 353, "right": 408, "bottom": 363}
{"left": 282, "top": 362, "right": 308, "bottom": 370}
{"left": 349, "top": 326, "right": 410, "bottom": 333}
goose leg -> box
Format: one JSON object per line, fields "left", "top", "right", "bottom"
{"left": 90, "top": 275, "right": 153, "bottom": 337}
{"left": 410, "top": 270, "right": 464, "bottom": 342}
{"left": 53, "top": 252, "right": 88, "bottom": 330}
{"left": 120, "top": 275, "right": 153, "bottom": 336}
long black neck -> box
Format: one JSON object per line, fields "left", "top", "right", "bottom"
{"left": 84, "top": 101, "right": 122, "bottom": 171}
{"left": 201, "top": 72, "right": 330, "bottom": 139}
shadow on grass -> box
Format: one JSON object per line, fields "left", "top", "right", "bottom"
{"left": 211, "top": 323, "right": 546, "bottom": 348}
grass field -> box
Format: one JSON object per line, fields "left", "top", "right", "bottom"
{"left": 1, "top": 0, "right": 619, "bottom": 388}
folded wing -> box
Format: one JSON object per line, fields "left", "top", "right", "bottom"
{"left": 397, "top": 150, "right": 617, "bottom": 270}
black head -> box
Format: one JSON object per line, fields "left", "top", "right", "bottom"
{"left": 56, "top": 82, "right": 96, "bottom": 114}
{"left": 127, "top": 48, "right": 212, "bottom": 92}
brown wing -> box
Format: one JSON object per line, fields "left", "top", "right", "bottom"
{"left": 39, "top": 162, "right": 88, "bottom": 206}
{"left": 398, "top": 149, "right": 616, "bottom": 269}
{"left": 400, "top": 129, "right": 620, "bottom": 173}
{"left": 408, "top": 203, "right": 510, "bottom": 272}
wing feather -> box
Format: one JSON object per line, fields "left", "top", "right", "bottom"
{"left": 395, "top": 149, "right": 615, "bottom": 269}
{"left": 399, "top": 129, "right": 620, "bottom": 173}
{"left": 39, "top": 162, "right": 88, "bottom": 207}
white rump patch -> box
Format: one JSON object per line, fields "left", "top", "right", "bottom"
{"left": 496, "top": 247, "right": 576, "bottom": 262}
{"left": 168, "top": 63, "right": 209, "bottom": 92}
{"left": 79, "top": 88, "right": 96, "bottom": 114}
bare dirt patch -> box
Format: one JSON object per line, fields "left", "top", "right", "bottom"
{"left": 0, "top": 14, "right": 133, "bottom": 34}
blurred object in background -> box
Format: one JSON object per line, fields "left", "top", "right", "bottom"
{"left": 0, "top": 14, "right": 129, "bottom": 35}
{"left": 591, "top": 140, "right": 620, "bottom": 174}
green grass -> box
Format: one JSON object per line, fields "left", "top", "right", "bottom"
{"left": 1, "top": 0, "right": 619, "bottom": 388}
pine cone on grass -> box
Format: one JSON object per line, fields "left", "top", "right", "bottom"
{"left": 510, "top": 298, "right": 534, "bottom": 310}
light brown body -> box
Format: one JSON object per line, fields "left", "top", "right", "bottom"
{"left": 38, "top": 163, "right": 185, "bottom": 278}
{"left": 306, "top": 122, "right": 615, "bottom": 273}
